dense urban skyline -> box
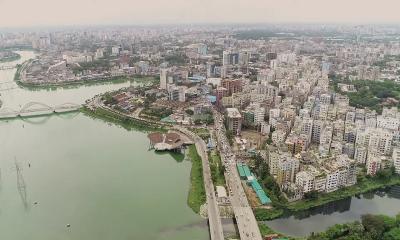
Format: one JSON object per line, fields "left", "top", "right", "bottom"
{"left": 1, "top": 0, "right": 400, "bottom": 28}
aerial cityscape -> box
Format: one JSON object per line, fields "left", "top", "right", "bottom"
{"left": 1, "top": 1, "right": 400, "bottom": 240}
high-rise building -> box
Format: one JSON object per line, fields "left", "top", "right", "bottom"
{"left": 168, "top": 85, "right": 186, "bottom": 102}
{"left": 295, "top": 171, "right": 315, "bottom": 193}
{"left": 312, "top": 120, "right": 324, "bottom": 144}
{"left": 354, "top": 145, "right": 368, "bottom": 164}
{"left": 242, "top": 103, "right": 265, "bottom": 126}
{"left": 222, "top": 50, "right": 239, "bottom": 66}
{"left": 366, "top": 152, "right": 382, "bottom": 176}
{"left": 393, "top": 147, "right": 400, "bottom": 174}
{"left": 226, "top": 108, "right": 242, "bottom": 135}
{"left": 356, "top": 128, "right": 393, "bottom": 156}
{"left": 276, "top": 157, "right": 300, "bottom": 187}
{"left": 221, "top": 79, "right": 242, "bottom": 95}
{"left": 160, "top": 68, "right": 169, "bottom": 90}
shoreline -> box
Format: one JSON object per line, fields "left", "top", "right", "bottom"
{"left": 256, "top": 176, "right": 400, "bottom": 221}
{"left": 15, "top": 75, "right": 157, "bottom": 90}
{"left": 80, "top": 106, "right": 167, "bottom": 132}
{"left": 81, "top": 105, "right": 207, "bottom": 215}
{"left": 83, "top": 100, "right": 400, "bottom": 224}
{"left": 0, "top": 109, "right": 80, "bottom": 121}
{"left": 13, "top": 58, "right": 158, "bottom": 89}
{"left": 0, "top": 51, "right": 21, "bottom": 63}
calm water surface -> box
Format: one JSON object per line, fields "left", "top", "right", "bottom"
{"left": 266, "top": 186, "right": 400, "bottom": 237}
{"left": 0, "top": 51, "right": 209, "bottom": 240}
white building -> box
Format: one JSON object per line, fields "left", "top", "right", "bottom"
{"left": 377, "top": 115, "right": 400, "bottom": 131}
{"left": 295, "top": 171, "right": 315, "bottom": 193}
{"left": 354, "top": 145, "right": 368, "bottom": 164}
{"left": 272, "top": 130, "right": 286, "bottom": 144}
{"left": 95, "top": 48, "right": 104, "bottom": 60}
{"left": 160, "top": 68, "right": 169, "bottom": 90}
{"left": 393, "top": 147, "right": 400, "bottom": 174}
{"left": 111, "top": 46, "right": 121, "bottom": 56}
{"left": 168, "top": 85, "right": 186, "bottom": 102}
{"left": 366, "top": 152, "right": 382, "bottom": 176}
{"left": 62, "top": 52, "right": 93, "bottom": 64}
{"left": 226, "top": 108, "right": 242, "bottom": 135}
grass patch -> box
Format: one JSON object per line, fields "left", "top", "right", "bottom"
{"left": 209, "top": 150, "right": 226, "bottom": 187}
{"left": 187, "top": 145, "right": 206, "bottom": 214}
{"left": 81, "top": 106, "right": 167, "bottom": 132}
{"left": 189, "top": 127, "right": 210, "bottom": 141}
{"left": 258, "top": 222, "right": 302, "bottom": 240}
{"left": 258, "top": 222, "right": 277, "bottom": 236}
{"left": 255, "top": 208, "right": 285, "bottom": 221}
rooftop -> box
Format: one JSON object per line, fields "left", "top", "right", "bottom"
{"left": 226, "top": 108, "right": 241, "bottom": 118}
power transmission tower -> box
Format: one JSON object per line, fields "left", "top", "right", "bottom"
{"left": 15, "top": 159, "right": 28, "bottom": 209}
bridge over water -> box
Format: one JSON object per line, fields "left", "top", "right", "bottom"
{"left": 0, "top": 102, "right": 81, "bottom": 119}
{"left": 0, "top": 65, "right": 16, "bottom": 70}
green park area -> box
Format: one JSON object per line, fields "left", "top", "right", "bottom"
{"left": 331, "top": 78, "right": 400, "bottom": 113}
{"left": 81, "top": 106, "right": 165, "bottom": 132}
{"left": 209, "top": 150, "right": 226, "bottom": 187}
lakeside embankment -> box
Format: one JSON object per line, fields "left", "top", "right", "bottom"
{"left": 80, "top": 106, "right": 166, "bottom": 132}
{"left": 81, "top": 105, "right": 207, "bottom": 215}
{"left": 187, "top": 145, "right": 207, "bottom": 214}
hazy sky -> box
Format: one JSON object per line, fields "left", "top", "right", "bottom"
{"left": 1, "top": 0, "right": 400, "bottom": 27}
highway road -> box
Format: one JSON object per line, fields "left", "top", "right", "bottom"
{"left": 213, "top": 110, "right": 263, "bottom": 240}
{"left": 174, "top": 126, "right": 225, "bottom": 240}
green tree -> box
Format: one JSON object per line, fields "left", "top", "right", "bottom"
{"left": 384, "top": 227, "right": 400, "bottom": 240}
{"left": 185, "top": 109, "right": 194, "bottom": 115}
{"left": 362, "top": 214, "right": 386, "bottom": 238}
{"left": 304, "top": 190, "right": 319, "bottom": 200}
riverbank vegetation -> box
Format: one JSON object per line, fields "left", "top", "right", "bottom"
{"left": 308, "top": 213, "right": 400, "bottom": 240}
{"left": 258, "top": 222, "right": 301, "bottom": 240}
{"left": 189, "top": 127, "right": 210, "bottom": 141}
{"left": 81, "top": 106, "right": 166, "bottom": 132}
{"left": 187, "top": 145, "right": 206, "bottom": 214}
{"left": 258, "top": 212, "right": 400, "bottom": 240}
{"left": 330, "top": 78, "right": 400, "bottom": 113}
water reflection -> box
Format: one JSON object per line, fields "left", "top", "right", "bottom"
{"left": 289, "top": 197, "right": 352, "bottom": 220}
{"left": 266, "top": 186, "right": 400, "bottom": 237}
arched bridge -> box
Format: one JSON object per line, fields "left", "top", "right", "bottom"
{"left": 0, "top": 101, "right": 81, "bottom": 119}
{"left": 0, "top": 65, "right": 16, "bottom": 70}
